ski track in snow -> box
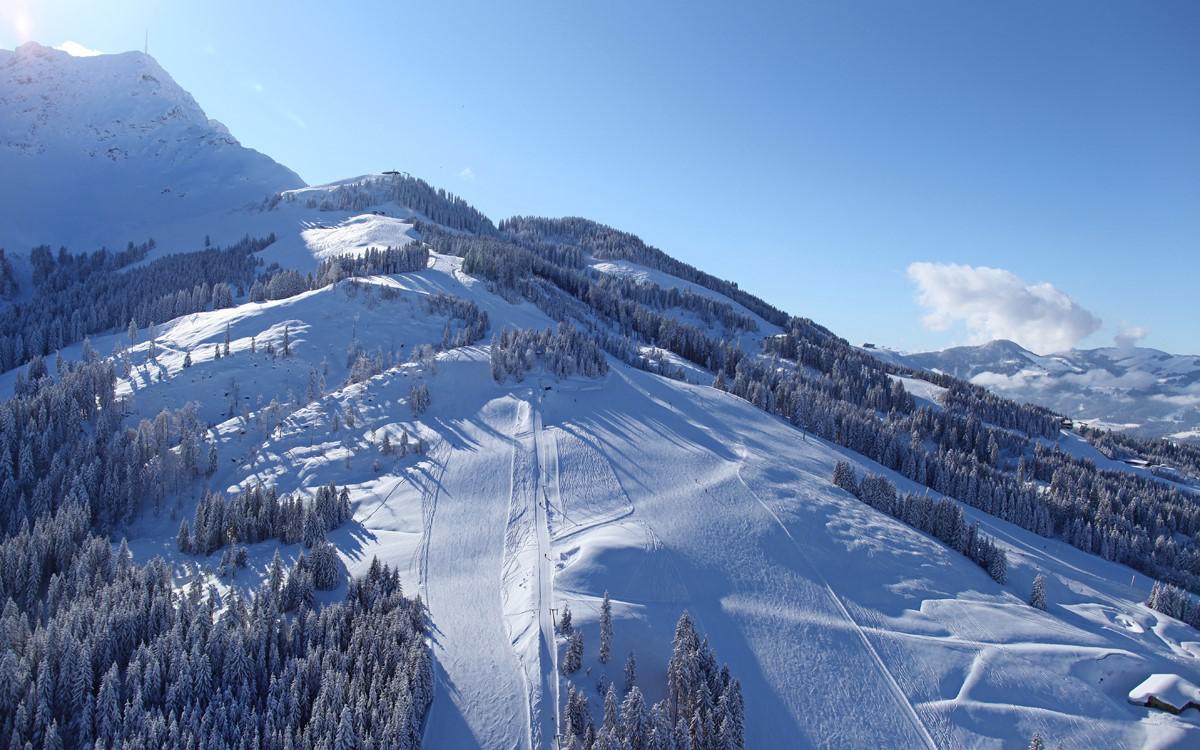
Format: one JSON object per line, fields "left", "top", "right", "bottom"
{"left": 421, "top": 397, "right": 530, "bottom": 750}
{"left": 500, "top": 391, "right": 558, "bottom": 749}
{"left": 734, "top": 445, "right": 939, "bottom": 750}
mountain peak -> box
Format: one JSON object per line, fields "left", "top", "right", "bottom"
{"left": 0, "top": 42, "right": 303, "bottom": 255}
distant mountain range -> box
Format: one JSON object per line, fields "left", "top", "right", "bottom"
{"left": 875, "top": 339, "right": 1200, "bottom": 443}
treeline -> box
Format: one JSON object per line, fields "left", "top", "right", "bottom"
{"left": 763, "top": 317, "right": 1062, "bottom": 440}
{"left": 1147, "top": 580, "right": 1200, "bottom": 629}
{"left": 560, "top": 610, "right": 744, "bottom": 750}
{"left": 423, "top": 227, "right": 745, "bottom": 379}
{"left": 0, "top": 248, "right": 18, "bottom": 298}
{"left": 426, "top": 293, "right": 490, "bottom": 350}
{"left": 501, "top": 216, "right": 790, "bottom": 327}
{"left": 436, "top": 196, "right": 1200, "bottom": 598}
{"left": 0, "top": 356, "right": 215, "bottom": 536}
{"left": 179, "top": 482, "right": 352, "bottom": 555}
{"left": 1080, "top": 424, "right": 1200, "bottom": 481}
{"left": 490, "top": 324, "right": 609, "bottom": 383}
{"left": 274, "top": 172, "right": 496, "bottom": 235}
{"left": 0, "top": 235, "right": 276, "bottom": 373}
{"left": 833, "top": 462, "right": 1009, "bottom": 583}
{"left": 718, "top": 353, "right": 1200, "bottom": 594}
{"left": 317, "top": 244, "right": 431, "bottom": 284}
{"left": 0, "top": 504, "right": 432, "bottom": 750}
{"left": 29, "top": 240, "right": 151, "bottom": 294}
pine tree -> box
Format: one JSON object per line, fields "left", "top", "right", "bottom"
{"left": 335, "top": 706, "right": 357, "bottom": 750}
{"left": 558, "top": 603, "right": 573, "bottom": 636}
{"left": 603, "top": 684, "right": 619, "bottom": 735}
{"left": 599, "top": 590, "right": 613, "bottom": 665}
{"left": 1030, "top": 573, "right": 1047, "bottom": 610}
{"left": 832, "top": 460, "right": 859, "bottom": 495}
{"left": 1029, "top": 732, "right": 1045, "bottom": 750}
{"left": 177, "top": 519, "right": 191, "bottom": 553}
{"left": 624, "top": 651, "right": 637, "bottom": 695}
{"left": 620, "top": 686, "right": 648, "bottom": 750}
{"left": 562, "top": 631, "right": 584, "bottom": 675}
{"left": 988, "top": 546, "right": 1008, "bottom": 584}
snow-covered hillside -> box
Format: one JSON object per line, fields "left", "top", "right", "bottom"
{"left": 896, "top": 340, "right": 1200, "bottom": 443}
{"left": 4, "top": 45, "right": 1200, "bottom": 750}
{"left": 90, "top": 257, "right": 1196, "bottom": 749}
{"left": 0, "top": 42, "right": 303, "bottom": 259}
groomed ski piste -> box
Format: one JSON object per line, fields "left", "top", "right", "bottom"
{"left": 9, "top": 186, "right": 1200, "bottom": 749}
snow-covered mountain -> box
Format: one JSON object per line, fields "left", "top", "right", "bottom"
{"left": 3, "top": 46, "right": 1200, "bottom": 750}
{"left": 0, "top": 42, "right": 303, "bottom": 257}
{"left": 895, "top": 340, "right": 1200, "bottom": 443}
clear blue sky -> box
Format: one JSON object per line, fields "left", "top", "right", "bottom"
{"left": 6, "top": 1, "right": 1197, "bottom": 353}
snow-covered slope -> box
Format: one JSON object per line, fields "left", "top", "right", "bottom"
{"left": 97, "top": 261, "right": 1200, "bottom": 749}
{"left": 7, "top": 46, "right": 1200, "bottom": 749}
{"left": 899, "top": 340, "right": 1200, "bottom": 443}
{"left": 0, "top": 42, "right": 303, "bottom": 257}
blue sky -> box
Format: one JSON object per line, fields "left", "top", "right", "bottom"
{"left": 5, "top": 1, "right": 1197, "bottom": 354}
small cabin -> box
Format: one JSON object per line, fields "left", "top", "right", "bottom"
{"left": 1128, "top": 674, "right": 1200, "bottom": 715}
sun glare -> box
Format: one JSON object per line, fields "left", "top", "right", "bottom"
{"left": 14, "top": 8, "right": 32, "bottom": 42}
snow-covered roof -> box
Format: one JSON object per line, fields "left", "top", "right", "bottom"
{"left": 1128, "top": 674, "right": 1200, "bottom": 714}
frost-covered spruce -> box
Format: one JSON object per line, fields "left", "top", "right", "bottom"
{"left": 1030, "top": 573, "right": 1047, "bottom": 610}
{"left": 0, "top": 509, "right": 432, "bottom": 750}
{"left": 599, "top": 590, "right": 614, "bottom": 665}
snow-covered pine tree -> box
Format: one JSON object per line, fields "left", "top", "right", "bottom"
{"left": 563, "top": 631, "right": 584, "bottom": 675}
{"left": 558, "top": 602, "right": 573, "bottom": 636}
{"left": 1030, "top": 573, "right": 1047, "bottom": 610}
{"left": 599, "top": 590, "right": 613, "bottom": 664}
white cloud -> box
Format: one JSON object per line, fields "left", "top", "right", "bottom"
{"left": 55, "top": 40, "right": 102, "bottom": 57}
{"left": 458, "top": 167, "right": 476, "bottom": 181}
{"left": 907, "top": 262, "right": 1101, "bottom": 354}
{"left": 1114, "top": 324, "right": 1148, "bottom": 350}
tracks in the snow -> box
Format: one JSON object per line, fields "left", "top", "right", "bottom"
{"left": 501, "top": 389, "right": 559, "bottom": 749}
{"left": 734, "top": 445, "right": 940, "bottom": 750}
{"left": 414, "top": 441, "right": 449, "bottom": 607}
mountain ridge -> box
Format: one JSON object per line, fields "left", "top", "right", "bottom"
{"left": 892, "top": 338, "right": 1200, "bottom": 442}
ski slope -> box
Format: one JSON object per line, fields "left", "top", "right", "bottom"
{"left": 11, "top": 44, "right": 1199, "bottom": 748}
{"left": 87, "top": 246, "right": 1199, "bottom": 748}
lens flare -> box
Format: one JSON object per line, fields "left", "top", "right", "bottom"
{"left": 14, "top": 8, "right": 33, "bottom": 42}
